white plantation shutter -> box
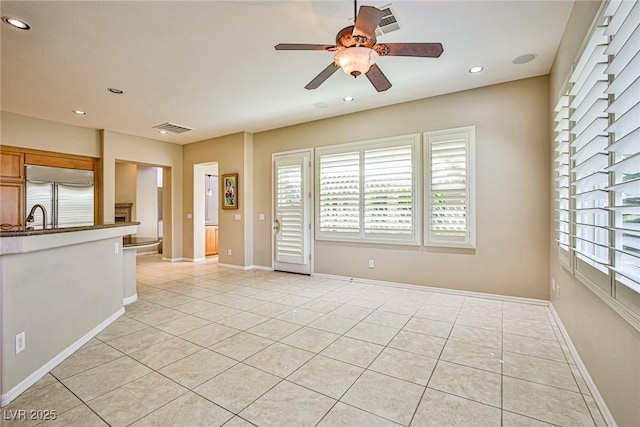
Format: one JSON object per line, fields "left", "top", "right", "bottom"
{"left": 316, "top": 134, "right": 420, "bottom": 244}
{"left": 604, "top": 0, "right": 640, "bottom": 303}
{"left": 317, "top": 151, "right": 360, "bottom": 237}
{"left": 569, "top": 20, "right": 611, "bottom": 285}
{"left": 364, "top": 144, "right": 414, "bottom": 237}
{"left": 424, "top": 126, "right": 475, "bottom": 248}
{"left": 554, "top": 93, "right": 572, "bottom": 269}
{"left": 275, "top": 162, "right": 305, "bottom": 264}
{"left": 555, "top": 0, "right": 640, "bottom": 327}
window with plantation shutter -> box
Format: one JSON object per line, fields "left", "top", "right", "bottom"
{"left": 316, "top": 134, "right": 420, "bottom": 244}
{"left": 554, "top": 0, "right": 640, "bottom": 328}
{"left": 554, "top": 92, "right": 571, "bottom": 269}
{"left": 604, "top": 0, "right": 640, "bottom": 308}
{"left": 424, "top": 126, "right": 475, "bottom": 248}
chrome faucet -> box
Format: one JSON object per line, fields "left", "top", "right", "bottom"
{"left": 26, "top": 204, "right": 48, "bottom": 230}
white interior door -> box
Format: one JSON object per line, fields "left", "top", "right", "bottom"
{"left": 273, "top": 151, "right": 312, "bottom": 274}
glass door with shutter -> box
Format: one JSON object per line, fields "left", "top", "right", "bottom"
{"left": 273, "top": 151, "right": 312, "bottom": 274}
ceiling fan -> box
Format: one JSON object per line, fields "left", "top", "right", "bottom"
{"left": 274, "top": 2, "right": 444, "bottom": 92}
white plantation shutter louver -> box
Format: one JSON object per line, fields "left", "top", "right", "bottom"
{"left": 554, "top": 92, "right": 572, "bottom": 269}
{"left": 316, "top": 134, "right": 420, "bottom": 244}
{"left": 424, "top": 126, "right": 476, "bottom": 248}
{"left": 604, "top": 0, "right": 640, "bottom": 298}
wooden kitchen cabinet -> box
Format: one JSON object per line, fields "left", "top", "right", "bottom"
{"left": 0, "top": 181, "right": 25, "bottom": 229}
{"left": 205, "top": 225, "right": 219, "bottom": 256}
{"left": 0, "top": 150, "right": 25, "bottom": 229}
{"left": 0, "top": 150, "right": 24, "bottom": 180}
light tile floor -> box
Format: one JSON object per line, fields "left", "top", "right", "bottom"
{"left": 1, "top": 255, "right": 608, "bottom": 426}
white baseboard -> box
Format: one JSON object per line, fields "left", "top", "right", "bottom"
{"left": 218, "top": 263, "right": 253, "bottom": 271}
{"left": 311, "top": 272, "right": 549, "bottom": 306}
{"left": 549, "top": 304, "right": 617, "bottom": 427}
{"left": 162, "top": 257, "right": 185, "bottom": 262}
{"left": 0, "top": 308, "right": 125, "bottom": 407}
{"left": 249, "top": 265, "right": 274, "bottom": 271}
{"left": 182, "top": 257, "right": 206, "bottom": 264}
{"left": 123, "top": 294, "right": 138, "bottom": 305}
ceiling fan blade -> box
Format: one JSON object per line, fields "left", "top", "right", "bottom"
{"left": 352, "top": 6, "right": 385, "bottom": 42}
{"left": 365, "top": 64, "right": 392, "bottom": 92}
{"left": 275, "top": 44, "right": 335, "bottom": 51}
{"left": 381, "top": 43, "right": 444, "bottom": 58}
{"left": 305, "top": 63, "right": 339, "bottom": 90}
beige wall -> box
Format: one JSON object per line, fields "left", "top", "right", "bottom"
{"left": 182, "top": 132, "right": 247, "bottom": 264}
{"left": 115, "top": 162, "right": 137, "bottom": 217}
{"left": 253, "top": 76, "right": 550, "bottom": 299}
{"left": 1, "top": 111, "right": 100, "bottom": 158}
{"left": 101, "top": 130, "right": 182, "bottom": 259}
{"left": 548, "top": 1, "right": 640, "bottom": 425}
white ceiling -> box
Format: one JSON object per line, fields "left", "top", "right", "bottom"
{"left": 1, "top": 1, "right": 574, "bottom": 145}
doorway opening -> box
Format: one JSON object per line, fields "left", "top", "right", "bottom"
{"left": 194, "top": 162, "right": 219, "bottom": 262}
{"left": 114, "top": 161, "right": 166, "bottom": 256}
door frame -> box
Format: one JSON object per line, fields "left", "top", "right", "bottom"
{"left": 271, "top": 148, "right": 314, "bottom": 274}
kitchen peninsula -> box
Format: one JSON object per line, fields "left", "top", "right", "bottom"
{"left": 0, "top": 222, "right": 137, "bottom": 406}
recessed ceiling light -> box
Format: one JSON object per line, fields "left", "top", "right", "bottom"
{"left": 72, "top": 110, "right": 86, "bottom": 116}
{"left": 343, "top": 96, "right": 355, "bottom": 102}
{"left": 159, "top": 130, "right": 168, "bottom": 135}
{"left": 2, "top": 16, "right": 30, "bottom": 30}
{"left": 108, "top": 88, "right": 124, "bottom": 94}
{"left": 513, "top": 53, "right": 537, "bottom": 65}
{"left": 469, "top": 66, "right": 484, "bottom": 74}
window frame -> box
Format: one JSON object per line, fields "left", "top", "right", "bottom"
{"left": 423, "top": 126, "right": 476, "bottom": 249}
{"left": 315, "top": 133, "right": 421, "bottom": 246}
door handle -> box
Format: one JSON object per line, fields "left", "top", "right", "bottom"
{"left": 273, "top": 218, "right": 280, "bottom": 233}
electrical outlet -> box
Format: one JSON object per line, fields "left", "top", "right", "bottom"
{"left": 16, "top": 331, "right": 25, "bottom": 354}
{"left": 227, "top": 249, "right": 232, "bottom": 256}
{"left": 114, "top": 242, "right": 119, "bottom": 254}
{"left": 556, "top": 285, "right": 560, "bottom": 299}
{"left": 551, "top": 279, "right": 556, "bottom": 292}
{"left": 368, "top": 259, "right": 375, "bottom": 268}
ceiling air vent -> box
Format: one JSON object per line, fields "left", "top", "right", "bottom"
{"left": 153, "top": 122, "right": 193, "bottom": 134}
{"left": 375, "top": 5, "right": 400, "bottom": 36}
{"left": 348, "top": 5, "right": 400, "bottom": 36}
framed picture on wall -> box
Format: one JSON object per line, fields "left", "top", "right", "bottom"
{"left": 221, "top": 173, "right": 238, "bottom": 210}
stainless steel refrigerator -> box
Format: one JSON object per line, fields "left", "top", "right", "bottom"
{"left": 26, "top": 165, "right": 94, "bottom": 229}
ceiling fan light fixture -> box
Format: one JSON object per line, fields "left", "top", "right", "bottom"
{"left": 335, "top": 47, "right": 378, "bottom": 77}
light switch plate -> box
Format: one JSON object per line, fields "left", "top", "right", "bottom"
{"left": 259, "top": 213, "right": 265, "bottom": 221}
{"left": 235, "top": 214, "right": 241, "bottom": 221}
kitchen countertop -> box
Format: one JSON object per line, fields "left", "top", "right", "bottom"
{"left": 0, "top": 222, "right": 140, "bottom": 237}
